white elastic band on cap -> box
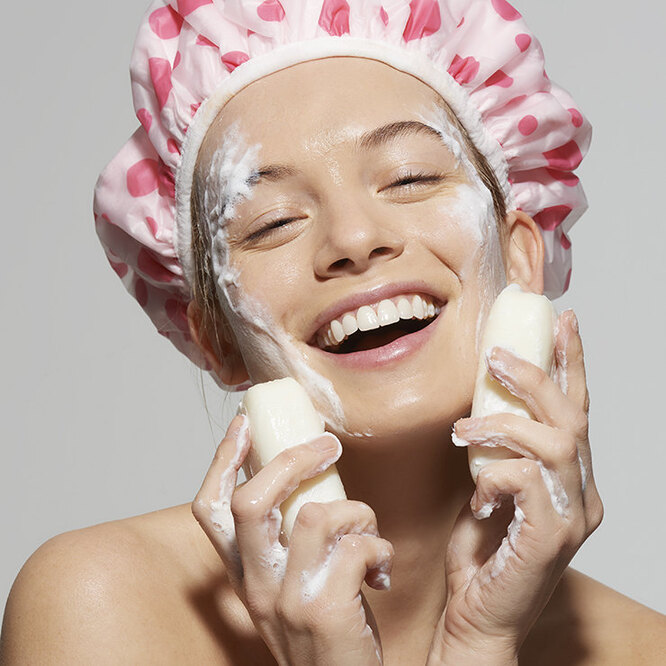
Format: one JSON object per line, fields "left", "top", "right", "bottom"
{"left": 174, "top": 36, "right": 513, "bottom": 290}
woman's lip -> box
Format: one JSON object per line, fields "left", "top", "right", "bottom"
{"left": 309, "top": 305, "right": 444, "bottom": 369}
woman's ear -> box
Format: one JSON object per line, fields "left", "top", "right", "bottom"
{"left": 186, "top": 301, "right": 249, "bottom": 386}
{"left": 503, "top": 210, "right": 545, "bottom": 294}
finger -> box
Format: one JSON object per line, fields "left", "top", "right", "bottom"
{"left": 446, "top": 499, "right": 515, "bottom": 590}
{"left": 192, "top": 414, "right": 250, "bottom": 583}
{"left": 293, "top": 533, "right": 394, "bottom": 606}
{"left": 485, "top": 346, "right": 584, "bottom": 434}
{"left": 473, "top": 459, "right": 581, "bottom": 539}
{"left": 231, "top": 433, "right": 342, "bottom": 578}
{"left": 284, "top": 500, "right": 381, "bottom": 592}
{"left": 454, "top": 414, "right": 584, "bottom": 496}
{"left": 554, "top": 310, "right": 589, "bottom": 413}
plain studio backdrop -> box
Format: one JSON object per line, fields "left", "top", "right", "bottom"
{"left": 1, "top": 0, "right": 664, "bottom": 618}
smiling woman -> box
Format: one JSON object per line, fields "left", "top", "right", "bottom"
{"left": 187, "top": 58, "right": 513, "bottom": 438}
{"left": 2, "top": 0, "right": 665, "bottom": 664}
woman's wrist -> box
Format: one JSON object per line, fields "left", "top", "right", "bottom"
{"left": 426, "top": 633, "right": 519, "bottom": 666}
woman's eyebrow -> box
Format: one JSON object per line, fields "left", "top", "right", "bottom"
{"left": 358, "top": 120, "right": 443, "bottom": 150}
{"left": 252, "top": 164, "right": 301, "bottom": 183}
{"left": 250, "top": 121, "right": 443, "bottom": 184}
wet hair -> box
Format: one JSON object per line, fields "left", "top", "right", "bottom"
{"left": 190, "top": 98, "right": 507, "bottom": 359}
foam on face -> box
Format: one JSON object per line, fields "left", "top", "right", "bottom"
{"left": 419, "top": 105, "right": 506, "bottom": 353}
{"left": 200, "top": 125, "right": 348, "bottom": 433}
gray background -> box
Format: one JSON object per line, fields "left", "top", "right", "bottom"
{"left": 1, "top": 0, "right": 664, "bottom": 616}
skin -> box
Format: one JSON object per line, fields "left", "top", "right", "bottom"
{"left": 2, "top": 58, "right": 666, "bottom": 665}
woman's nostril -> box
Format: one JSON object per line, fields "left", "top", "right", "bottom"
{"left": 330, "top": 257, "right": 352, "bottom": 271}
{"left": 327, "top": 246, "right": 397, "bottom": 274}
{"left": 370, "top": 247, "right": 394, "bottom": 259}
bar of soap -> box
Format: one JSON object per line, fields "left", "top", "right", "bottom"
{"left": 239, "top": 377, "right": 347, "bottom": 538}
{"left": 468, "top": 284, "right": 557, "bottom": 482}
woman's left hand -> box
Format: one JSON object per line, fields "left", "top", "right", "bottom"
{"left": 427, "top": 309, "right": 604, "bottom": 665}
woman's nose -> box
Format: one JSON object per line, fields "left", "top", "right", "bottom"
{"left": 313, "top": 200, "right": 405, "bottom": 278}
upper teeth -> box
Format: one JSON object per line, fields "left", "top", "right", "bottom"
{"left": 316, "top": 294, "right": 440, "bottom": 350}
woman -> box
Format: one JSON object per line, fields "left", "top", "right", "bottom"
{"left": 2, "top": 0, "right": 664, "bottom": 663}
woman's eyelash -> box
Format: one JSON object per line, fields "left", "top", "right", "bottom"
{"left": 247, "top": 217, "right": 301, "bottom": 241}
{"left": 246, "top": 173, "right": 442, "bottom": 241}
{"left": 388, "top": 172, "right": 443, "bottom": 188}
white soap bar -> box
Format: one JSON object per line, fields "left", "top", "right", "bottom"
{"left": 239, "top": 377, "right": 347, "bottom": 538}
{"left": 468, "top": 284, "right": 557, "bottom": 482}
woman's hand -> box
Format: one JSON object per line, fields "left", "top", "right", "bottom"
{"left": 192, "top": 419, "right": 393, "bottom": 666}
{"left": 427, "top": 309, "right": 604, "bottom": 665}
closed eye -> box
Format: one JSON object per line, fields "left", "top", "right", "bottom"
{"left": 385, "top": 172, "right": 444, "bottom": 190}
{"left": 246, "top": 216, "right": 305, "bottom": 242}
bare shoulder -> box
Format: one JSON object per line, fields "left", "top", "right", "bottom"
{"left": 521, "top": 567, "right": 666, "bottom": 665}
{"left": 0, "top": 505, "right": 270, "bottom": 665}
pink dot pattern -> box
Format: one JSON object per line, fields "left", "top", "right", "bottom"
{"left": 448, "top": 54, "right": 480, "bottom": 85}
{"left": 149, "top": 5, "right": 184, "bottom": 39}
{"left": 518, "top": 114, "right": 538, "bottom": 136}
{"left": 94, "top": 0, "right": 592, "bottom": 390}
{"left": 221, "top": 51, "right": 250, "bottom": 72}
{"left": 318, "top": 0, "right": 351, "bottom": 36}
{"left": 380, "top": 6, "right": 389, "bottom": 26}
{"left": 257, "top": 0, "right": 286, "bottom": 22}
{"left": 515, "top": 33, "right": 531, "bottom": 52}
{"left": 569, "top": 108, "right": 584, "bottom": 128}
{"left": 148, "top": 58, "right": 173, "bottom": 110}
{"left": 177, "top": 0, "right": 212, "bottom": 16}
{"left": 485, "top": 69, "right": 514, "bottom": 88}
{"left": 126, "top": 159, "right": 160, "bottom": 198}
{"left": 402, "top": 0, "right": 442, "bottom": 42}
{"left": 491, "top": 0, "right": 521, "bottom": 21}
{"left": 136, "top": 108, "right": 152, "bottom": 132}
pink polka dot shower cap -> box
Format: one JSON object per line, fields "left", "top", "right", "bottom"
{"left": 94, "top": 0, "right": 591, "bottom": 389}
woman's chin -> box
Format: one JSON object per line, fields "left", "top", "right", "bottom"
{"left": 329, "top": 390, "right": 472, "bottom": 446}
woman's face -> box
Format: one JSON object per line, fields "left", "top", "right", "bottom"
{"left": 197, "top": 57, "right": 507, "bottom": 441}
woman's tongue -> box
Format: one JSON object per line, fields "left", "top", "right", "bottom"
{"left": 350, "top": 328, "right": 404, "bottom": 352}
{"left": 340, "top": 319, "right": 428, "bottom": 353}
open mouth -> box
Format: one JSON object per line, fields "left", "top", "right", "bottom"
{"left": 312, "top": 294, "right": 443, "bottom": 354}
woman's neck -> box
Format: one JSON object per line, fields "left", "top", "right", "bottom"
{"left": 336, "top": 430, "right": 475, "bottom": 641}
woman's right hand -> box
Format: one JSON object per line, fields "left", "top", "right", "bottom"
{"left": 192, "top": 415, "right": 394, "bottom": 665}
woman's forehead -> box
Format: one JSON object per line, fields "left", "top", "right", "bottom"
{"left": 199, "top": 57, "right": 445, "bottom": 156}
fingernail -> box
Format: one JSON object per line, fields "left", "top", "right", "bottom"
{"left": 485, "top": 347, "right": 510, "bottom": 377}
{"left": 312, "top": 433, "right": 342, "bottom": 457}
{"left": 451, "top": 431, "right": 470, "bottom": 448}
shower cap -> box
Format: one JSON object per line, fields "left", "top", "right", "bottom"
{"left": 94, "top": 0, "right": 591, "bottom": 388}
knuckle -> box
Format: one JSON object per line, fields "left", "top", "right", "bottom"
{"left": 378, "top": 538, "right": 395, "bottom": 561}
{"left": 571, "top": 410, "right": 589, "bottom": 439}
{"left": 476, "top": 466, "right": 495, "bottom": 488}
{"left": 191, "top": 497, "right": 208, "bottom": 523}
{"left": 348, "top": 500, "right": 379, "bottom": 529}
{"left": 244, "top": 586, "right": 273, "bottom": 622}
{"left": 569, "top": 521, "right": 588, "bottom": 547}
{"left": 520, "top": 460, "right": 541, "bottom": 481}
{"left": 532, "top": 366, "right": 549, "bottom": 389}
{"left": 274, "top": 595, "right": 296, "bottom": 625}
{"left": 338, "top": 533, "right": 365, "bottom": 552}
{"left": 230, "top": 488, "right": 260, "bottom": 524}
{"left": 277, "top": 449, "right": 300, "bottom": 469}
{"left": 554, "top": 432, "right": 579, "bottom": 466}
{"left": 295, "top": 501, "right": 328, "bottom": 529}
{"left": 588, "top": 497, "right": 604, "bottom": 532}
